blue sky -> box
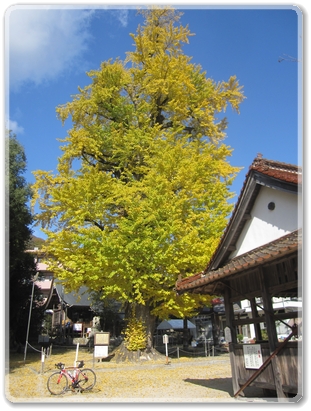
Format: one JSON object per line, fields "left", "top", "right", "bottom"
{"left": 5, "top": 3, "right": 303, "bottom": 239}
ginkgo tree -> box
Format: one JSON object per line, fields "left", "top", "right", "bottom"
{"left": 32, "top": 7, "right": 245, "bottom": 352}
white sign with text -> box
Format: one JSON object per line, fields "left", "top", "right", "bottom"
{"left": 94, "top": 345, "right": 108, "bottom": 358}
{"left": 243, "top": 344, "right": 263, "bottom": 369}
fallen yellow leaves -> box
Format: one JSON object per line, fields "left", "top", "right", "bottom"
{"left": 5, "top": 348, "right": 262, "bottom": 403}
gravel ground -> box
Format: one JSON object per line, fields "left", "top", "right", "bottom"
{"left": 5, "top": 347, "right": 270, "bottom": 404}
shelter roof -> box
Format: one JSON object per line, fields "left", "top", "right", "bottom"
{"left": 54, "top": 283, "right": 92, "bottom": 307}
{"left": 157, "top": 319, "right": 196, "bottom": 330}
{"left": 175, "top": 229, "right": 301, "bottom": 295}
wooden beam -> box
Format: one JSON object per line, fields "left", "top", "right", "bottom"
{"left": 238, "top": 379, "right": 298, "bottom": 395}
{"left": 227, "top": 245, "right": 236, "bottom": 251}
{"left": 232, "top": 311, "right": 299, "bottom": 326}
{"left": 268, "top": 281, "right": 298, "bottom": 295}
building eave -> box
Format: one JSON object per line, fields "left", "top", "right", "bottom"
{"left": 175, "top": 229, "right": 302, "bottom": 296}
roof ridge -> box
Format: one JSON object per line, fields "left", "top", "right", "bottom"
{"left": 254, "top": 155, "right": 301, "bottom": 172}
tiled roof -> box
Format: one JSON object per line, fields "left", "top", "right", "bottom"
{"left": 54, "top": 283, "right": 91, "bottom": 307}
{"left": 175, "top": 229, "right": 301, "bottom": 294}
{"left": 250, "top": 156, "right": 302, "bottom": 184}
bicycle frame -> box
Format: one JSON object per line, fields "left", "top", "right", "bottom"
{"left": 58, "top": 368, "right": 77, "bottom": 386}
{"left": 47, "top": 361, "right": 96, "bottom": 395}
{"left": 54, "top": 362, "right": 83, "bottom": 388}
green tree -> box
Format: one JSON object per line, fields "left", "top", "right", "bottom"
{"left": 27, "top": 235, "right": 46, "bottom": 250}
{"left": 32, "top": 7, "right": 245, "bottom": 352}
{"left": 7, "top": 131, "right": 43, "bottom": 347}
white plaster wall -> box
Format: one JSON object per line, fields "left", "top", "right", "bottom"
{"left": 230, "top": 186, "right": 300, "bottom": 258}
{"left": 37, "top": 262, "right": 49, "bottom": 270}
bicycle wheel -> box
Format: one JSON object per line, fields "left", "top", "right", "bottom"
{"left": 47, "top": 371, "right": 68, "bottom": 395}
{"left": 77, "top": 368, "right": 96, "bottom": 391}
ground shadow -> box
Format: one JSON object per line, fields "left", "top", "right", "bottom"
{"left": 184, "top": 377, "right": 265, "bottom": 398}
{"left": 96, "top": 353, "right": 115, "bottom": 362}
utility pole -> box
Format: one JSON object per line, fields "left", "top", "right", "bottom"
{"left": 24, "top": 272, "right": 39, "bottom": 363}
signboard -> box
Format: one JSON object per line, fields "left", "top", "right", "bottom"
{"left": 38, "top": 335, "right": 50, "bottom": 343}
{"left": 94, "top": 332, "right": 110, "bottom": 346}
{"left": 94, "top": 345, "right": 108, "bottom": 358}
{"left": 243, "top": 344, "right": 263, "bottom": 369}
{"left": 73, "top": 323, "right": 82, "bottom": 331}
{"left": 93, "top": 332, "right": 110, "bottom": 362}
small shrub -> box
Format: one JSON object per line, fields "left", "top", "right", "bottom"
{"left": 124, "top": 313, "right": 147, "bottom": 351}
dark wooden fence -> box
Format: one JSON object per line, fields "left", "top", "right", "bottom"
{"left": 229, "top": 341, "right": 301, "bottom": 395}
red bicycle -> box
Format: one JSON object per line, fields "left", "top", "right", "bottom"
{"left": 47, "top": 361, "right": 96, "bottom": 395}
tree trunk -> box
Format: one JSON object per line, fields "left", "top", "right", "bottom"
{"left": 113, "top": 302, "right": 163, "bottom": 362}
{"left": 134, "top": 302, "right": 156, "bottom": 351}
{"left": 112, "top": 340, "right": 164, "bottom": 363}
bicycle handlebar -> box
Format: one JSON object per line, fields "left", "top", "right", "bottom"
{"left": 55, "top": 360, "right": 85, "bottom": 369}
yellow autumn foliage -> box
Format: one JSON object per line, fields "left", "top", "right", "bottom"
{"left": 32, "top": 7, "right": 245, "bottom": 330}
{"left": 124, "top": 312, "right": 148, "bottom": 351}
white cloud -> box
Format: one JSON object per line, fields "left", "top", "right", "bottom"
{"left": 8, "top": 119, "right": 24, "bottom": 135}
{"left": 7, "top": 7, "right": 95, "bottom": 91}
{"left": 113, "top": 9, "right": 129, "bottom": 27}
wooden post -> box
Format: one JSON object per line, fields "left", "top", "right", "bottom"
{"left": 228, "top": 343, "right": 240, "bottom": 395}
{"left": 224, "top": 285, "right": 240, "bottom": 395}
{"left": 224, "top": 285, "right": 237, "bottom": 343}
{"left": 250, "top": 297, "right": 262, "bottom": 341}
{"left": 259, "top": 268, "right": 287, "bottom": 399}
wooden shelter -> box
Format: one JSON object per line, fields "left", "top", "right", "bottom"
{"left": 175, "top": 156, "right": 302, "bottom": 399}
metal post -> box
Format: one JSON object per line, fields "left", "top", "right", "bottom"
{"left": 24, "top": 273, "right": 39, "bottom": 363}
{"left": 41, "top": 347, "right": 45, "bottom": 374}
{"left": 74, "top": 343, "right": 79, "bottom": 367}
{"left": 163, "top": 334, "right": 169, "bottom": 365}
